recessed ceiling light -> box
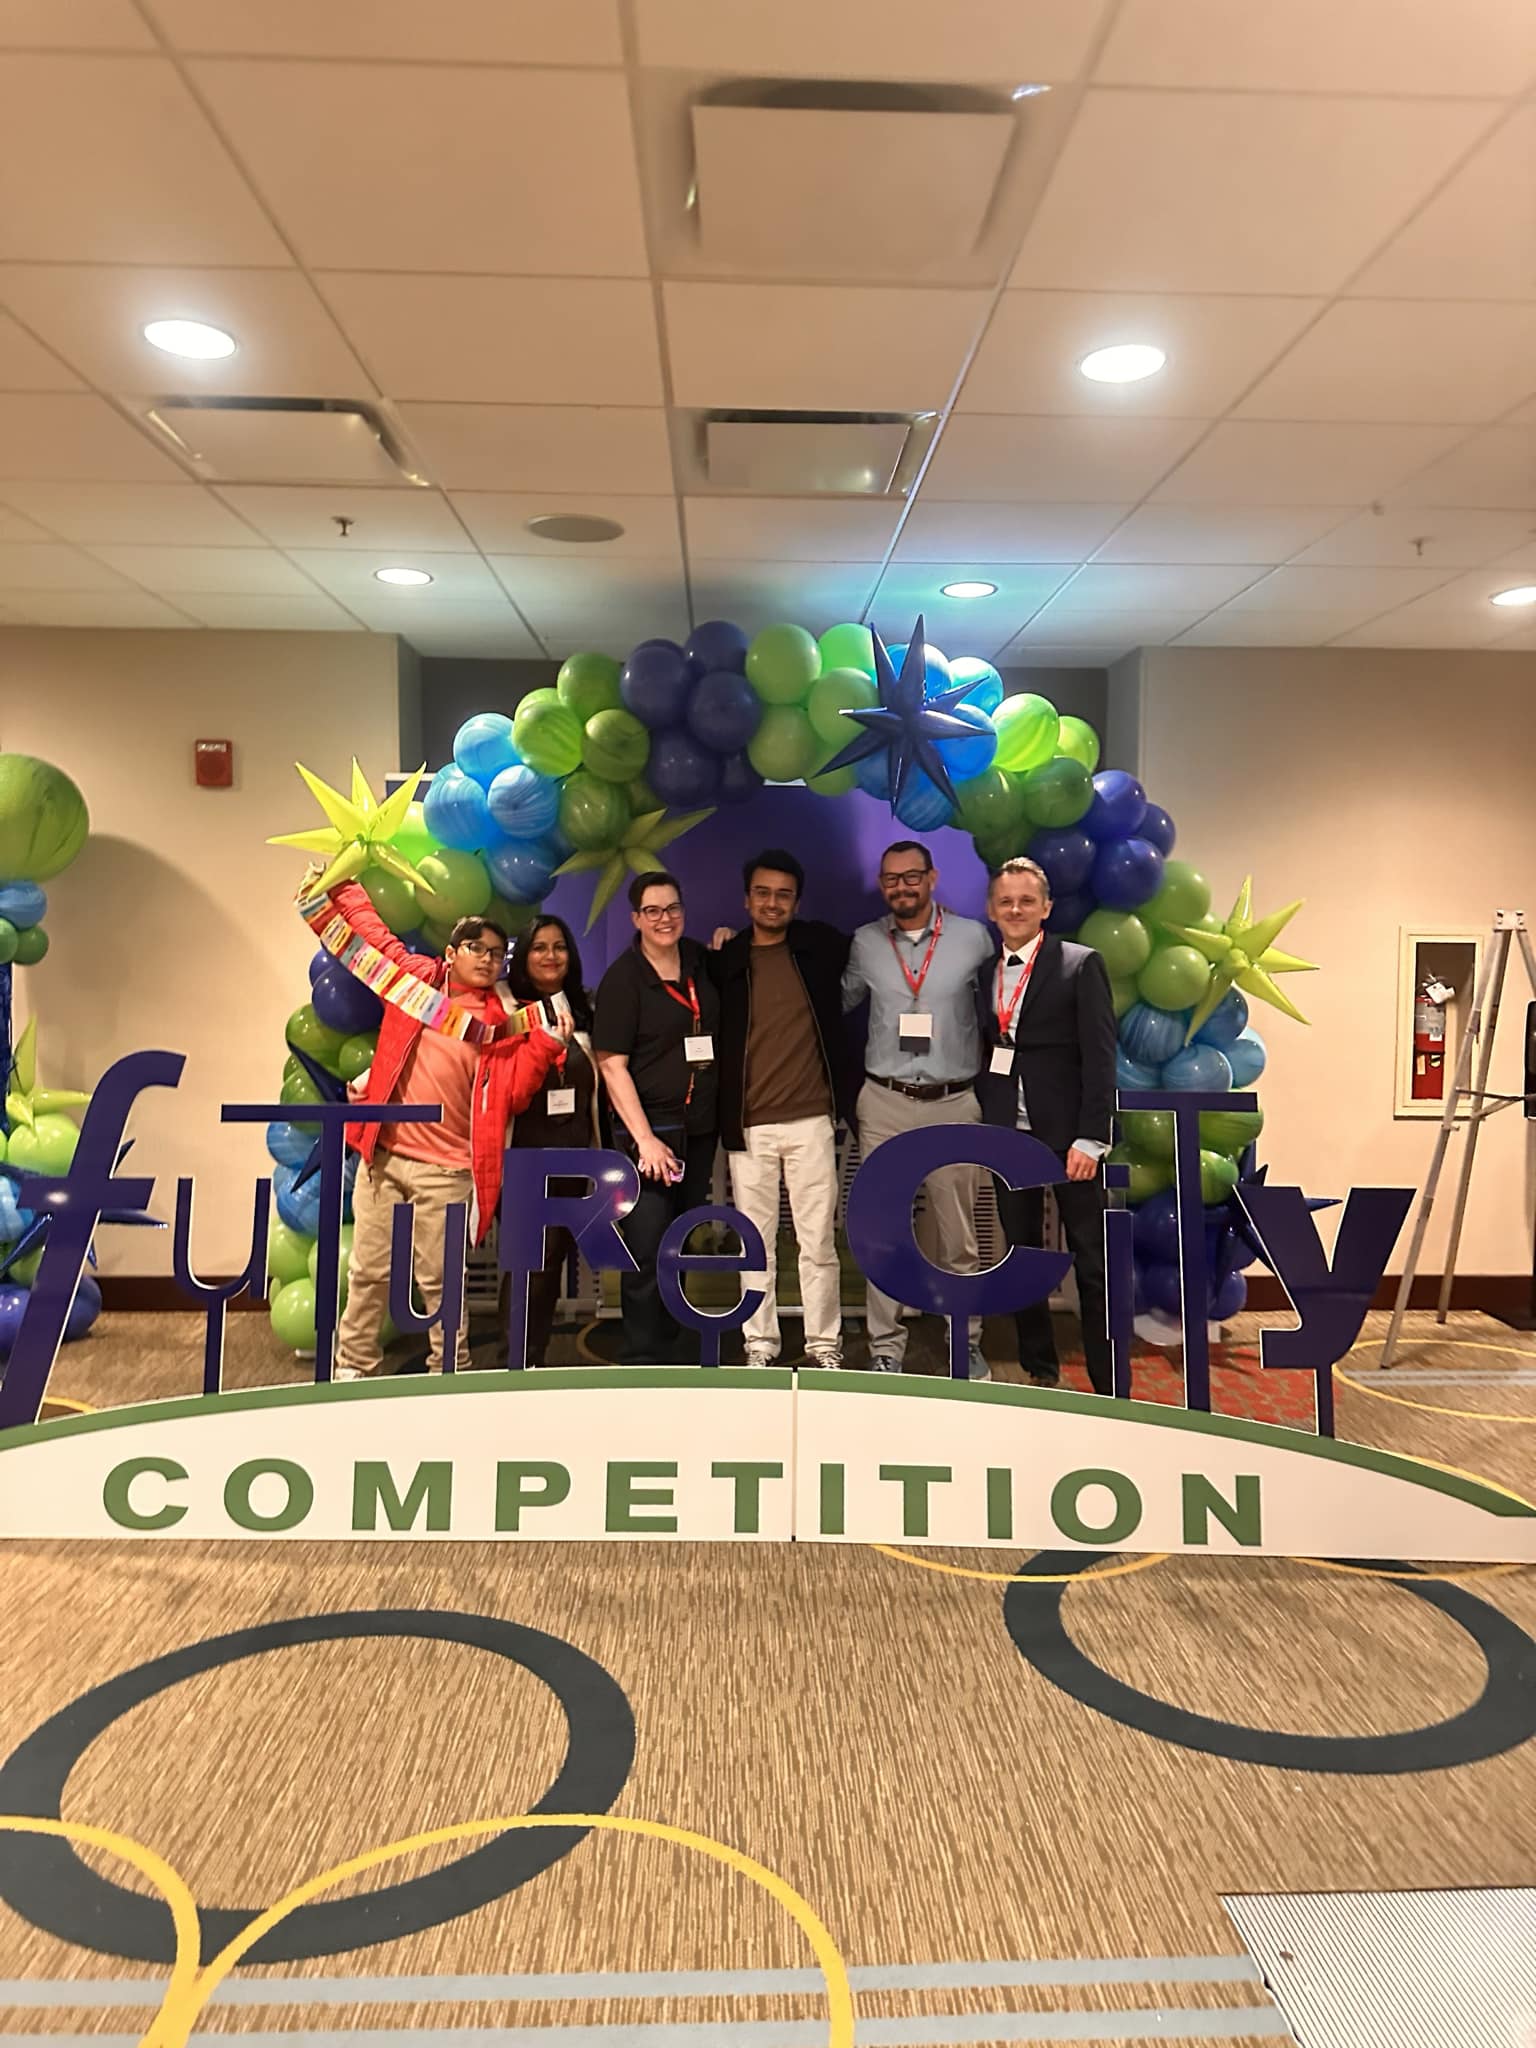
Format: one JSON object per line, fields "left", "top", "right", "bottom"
{"left": 940, "top": 580, "right": 997, "bottom": 600}
{"left": 1079, "top": 342, "right": 1167, "bottom": 384}
{"left": 1489, "top": 584, "right": 1536, "bottom": 607}
{"left": 1011, "top": 83, "right": 1051, "bottom": 99}
{"left": 526, "top": 513, "right": 626, "bottom": 545}
{"left": 374, "top": 566, "right": 433, "bottom": 587}
{"left": 142, "top": 318, "right": 237, "bottom": 360}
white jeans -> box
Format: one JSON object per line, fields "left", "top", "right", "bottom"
{"left": 727, "top": 1115, "right": 842, "bottom": 1359}
{"left": 856, "top": 1079, "right": 981, "bottom": 1361}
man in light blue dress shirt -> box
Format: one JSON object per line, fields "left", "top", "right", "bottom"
{"left": 841, "top": 840, "right": 995, "bottom": 1378}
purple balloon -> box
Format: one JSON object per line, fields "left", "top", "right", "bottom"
{"left": 621, "top": 640, "right": 695, "bottom": 728}
{"left": 1082, "top": 769, "right": 1148, "bottom": 843}
{"left": 65, "top": 1272, "right": 102, "bottom": 1342}
{"left": 1091, "top": 834, "right": 1164, "bottom": 911}
{"left": 1132, "top": 1187, "right": 1181, "bottom": 1264}
{"left": 1211, "top": 1267, "right": 1247, "bottom": 1321}
{"left": 1046, "top": 889, "right": 1094, "bottom": 933}
{"left": 308, "top": 949, "right": 332, "bottom": 986}
{"left": 312, "top": 963, "right": 385, "bottom": 1036}
{"left": 0, "top": 1285, "right": 28, "bottom": 1361}
{"left": 686, "top": 669, "right": 763, "bottom": 755}
{"left": 1141, "top": 1259, "right": 1184, "bottom": 1319}
{"left": 1027, "top": 827, "right": 1094, "bottom": 896}
{"left": 487, "top": 835, "right": 559, "bottom": 904}
{"left": 1139, "top": 802, "right": 1176, "bottom": 855}
{"left": 718, "top": 752, "right": 765, "bottom": 805}
{"left": 647, "top": 729, "right": 722, "bottom": 807}
{"left": 686, "top": 619, "right": 749, "bottom": 675}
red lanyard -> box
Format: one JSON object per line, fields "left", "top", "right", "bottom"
{"left": 660, "top": 975, "right": 702, "bottom": 1108}
{"left": 888, "top": 906, "right": 944, "bottom": 1002}
{"left": 995, "top": 940, "right": 1039, "bottom": 1042}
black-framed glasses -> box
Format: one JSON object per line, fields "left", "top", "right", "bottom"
{"left": 456, "top": 940, "right": 506, "bottom": 961}
{"left": 637, "top": 902, "right": 684, "bottom": 923}
{"left": 880, "top": 868, "right": 931, "bottom": 890}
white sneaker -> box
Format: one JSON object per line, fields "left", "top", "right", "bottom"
{"left": 332, "top": 1365, "right": 366, "bottom": 1382}
{"left": 745, "top": 1344, "right": 779, "bottom": 1370}
{"left": 804, "top": 1350, "right": 841, "bottom": 1371}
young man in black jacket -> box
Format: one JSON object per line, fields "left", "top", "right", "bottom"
{"left": 708, "top": 849, "right": 854, "bottom": 1368}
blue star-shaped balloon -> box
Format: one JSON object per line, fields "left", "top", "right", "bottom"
{"left": 0, "top": 1139, "right": 162, "bottom": 1282}
{"left": 820, "top": 614, "right": 982, "bottom": 812}
{"left": 285, "top": 1042, "right": 351, "bottom": 1191}
{"left": 1222, "top": 1159, "right": 1339, "bottom": 1274}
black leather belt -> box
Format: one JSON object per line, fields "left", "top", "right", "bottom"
{"left": 866, "top": 1073, "right": 974, "bottom": 1103}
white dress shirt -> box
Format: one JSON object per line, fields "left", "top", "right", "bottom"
{"left": 994, "top": 931, "right": 1108, "bottom": 1162}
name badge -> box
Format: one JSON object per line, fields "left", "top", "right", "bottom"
{"left": 898, "top": 1012, "right": 933, "bottom": 1045}
{"left": 990, "top": 1044, "right": 1015, "bottom": 1076}
{"left": 685, "top": 1034, "right": 714, "bottom": 1065}
{"left": 546, "top": 1087, "right": 577, "bottom": 1117}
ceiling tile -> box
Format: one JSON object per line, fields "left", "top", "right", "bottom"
{"left": 664, "top": 284, "right": 988, "bottom": 413}
{"left": 1044, "top": 563, "right": 1265, "bottom": 611}
{"left": 688, "top": 559, "right": 880, "bottom": 638}
{"left": 1223, "top": 564, "right": 1459, "bottom": 615}
{"left": 683, "top": 497, "right": 900, "bottom": 563}
{"left": 1093, "top": 504, "right": 1344, "bottom": 564}
{"left": 86, "top": 544, "right": 318, "bottom": 594}
{"left": 0, "top": 0, "right": 155, "bottom": 47}
{"left": 1331, "top": 572, "right": 1523, "bottom": 646}
{"left": 1009, "top": 607, "right": 1200, "bottom": 644}
{"left": 0, "top": 505, "right": 52, "bottom": 542}
{"left": 397, "top": 405, "right": 673, "bottom": 494}
{"left": 0, "top": 265, "right": 374, "bottom": 399}
{"left": 212, "top": 485, "right": 468, "bottom": 552}
{"left": 0, "top": 311, "right": 83, "bottom": 392}
{"left": 533, "top": 602, "right": 683, "bottom": 661}
{"left": 634, "top": 0, "right": 1111, "bottom": 82}
{"left": 1001, "top": 646, "right": 1122, "bottom": 668}
{"left": 893, "top": 500, "right": 1131, "bottom": 563}
{"left": 1489, "top": 624, "right": 1536, "bottom": 651}
{"left": 193, "top": 61, "right": 647, "bottom": 275}
{"left": 454, "top": 492, "right": 681, "bottom": 560}
{"left": 0, "top": 55, "right": 288, "bottom": 263}
{"left": 1236, "top": 300, "right": 1536, "bottom": 425}
{"left": 868, "top": 563, "right": 1073, "bottom": 657}
{"left": 1349, "top": 109, "right": 1536, "bottom": 302}
{"left": 923, "top": 415, "right": 1203, "bottom": 501}
{"left": 0, "top": 588, "right": 195, "bottom": 626}
{"left": 368, "top": 601, "right": 544, "bottom": 659}
{"left": 1150, "top": 422, "right": 1465, "bottom": 505}
{"left": 0, "top": 480, "right": 258, "bottom": 544}
{"left": 0, "top": 542, "right": 133, "bottom": 590}
{"left": 491, "top": 555, "right": 687, "bottom": 643}
{"left": 1172, "top": 610, "right": 1346, "bottom": 647}
{"left": 1292, "top": 505, "right": 1536, "bottom": 569}
{"left": 1507, "top": 397, "right": 1536, "bottom": 426}
{"left": 962, "top": 291, "right": 1321, "bottom": 417}
{"left": 317, "top": 275, "right": 662, "bottom": 407}
{"left": 1492, "top": 537, "right": 1536, "bottom": 572}
{"left": 1385, "top": 425, "right": 1536, "bottom": 508}
{"left": 1095, "top": 0, "right": 1536, "bottom": 96}
{"left": 1010, "top": 91, "right": 1495, "bottom": 294}
{"left": 145, "top": 0, "right": 623, "bottom": 63}
{"left": 171, "top": 592, "right": 364, "bottom": 631}
{"left": 0, "top": 394, "right": 187, "bottom": 482}
{"left": 284, "top": 548, "right": 504, "bottom": 601}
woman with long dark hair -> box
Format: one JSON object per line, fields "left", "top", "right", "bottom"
{"left": 500, "top": 914, "right": 599, "bottom": 1366}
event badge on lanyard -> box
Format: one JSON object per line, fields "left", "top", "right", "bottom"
{"left": 544, "top": 995, "right": 577, "bottom": 1116}
{"left": 662, "top": 977, "right": 713, "bottom": 1066}
{"left": 891, "top": 906, "right": 942, "bottom": 1048}
{"left": 991, "top": 943, "right": 1037, "bottom": 1074}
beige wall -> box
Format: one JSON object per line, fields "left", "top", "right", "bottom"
{"left": 1126, "top": 646, "right": 1536, "bottom": 1274}
{"left": 1, "top": 628, "right": 402, "bottom": 1272}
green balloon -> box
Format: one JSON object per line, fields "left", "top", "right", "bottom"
{"left": 308, "top": 1221, "right": 355, "bottom": 1307}
{"left": 420, "top": 918, "right": 456, "bottom": 954}
{"left": 746, "top": 623, "right": 820, "bottom": 705}
{"left": 1193, "top": 911, "right": 1225, "bottom": 934}
{"left": 13, "top": 924, "right": 48, "bottom": 965}
{"left": 557, "top": 650, "right": 623, "bottom": 723}
{"left": 1107, "top": 1141, "right": 1172, "bottom": 1204}
{"left": 1054, "top": 716, "right": 1101, "bottom": 772}
{"left": 806, "top": 667, "right": 878, "bottom": 746}
{"left": 338, "top": 1032, "right": 377, "bottom": 1083}
{"left": 1119, "top": 1109, "right": 1174, "bottom": 1161}
{"left": 628, "top": 776, "right": 661, "bottom": 816}
{"left": 0, "top": 920, "right": 16, "bottom": 966}
{"left": 971, "top": 826, "right": 1025, "bottom": 872}
{"left": 1079, "top": 909, "right": 1152, "bottom": 978}
{"left": 280, "top": 1067, "right": 325, "bottom": 1109}
{"left": 0, "top": 754, "right": 90, "bottom": 880}
{"left": 513, "top": 688, "right": 584, "bottom": 777}
{"left": 1200, "top": 1148, "right": 1241, "bottom": 1206}
{"left": 485, "top": 892, "right": 537, "bottom": 938}
{"left": 1200, "top": 1105, "right": 1265, "bottom": 1158}
{"left": 1136, "top": 943, "right": 1212, "bottom": 1011}
{"left": 583, "top": 707, "right": 651, "bottom": 785}
{"left": 8, "top": 1247, "right": 41, "bottom": 1287}
{"left": 748, "top": 704, "right": 820, "bottom": 782}
{"left": 415, "top": 847, "right": 491, "bottom": 922}
{"left": 806, "top": 752, "right": 857, "bottom": 797}
{"left": 389, "top": 800, "right": 435, "bottom": 868}
{"left": 268, "top": 1221, "right": 313, "bottom": 1286}
{"left": 6, "top": 1112, "right": 79, "bottom": 1176}
{"left": 360, "top": 863, "right": 417, "bottom": 936}
{"left": 817, "top": 622, "right": 876, "bottom": 678}
{"left": 955, "top": 766, "right": 1026, "bottom": 836}
{"left": 559, "top": 770, "right": 630, "bottom": 851}
{"left": 1145, "top": 859, "right": 1211, "bottom": 930}
{"left": 1111, "top": 975, "right": 1138, "bottom": 1018}
{"left": 993, "top": 693, "right": 1059, "bottom": 774}
{"left": 285, "top": 1002, "right": 348, "bottom": 1067}
{"left": 270, "top": 1276, "right": 318, "bottom": 1351}
{"left": 1018, "top": 755, "right": 1092, "bottom": 828}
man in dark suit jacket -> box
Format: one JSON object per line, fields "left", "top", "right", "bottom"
{"left": 974, "top": 856, "right": 1117, "bottom": 1393}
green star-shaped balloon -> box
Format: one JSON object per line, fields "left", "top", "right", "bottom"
{"left": 267, "top": 759, "right": 431, "bottom": 891}
{"left": 1172, "top": 876, "right": 1319, "bottom": 1040}
{"left": 555, "top": 807, "right": 715, "bottom": 932}
{"left": 5, "top": 1015, "right": 91, "bottom": 1131}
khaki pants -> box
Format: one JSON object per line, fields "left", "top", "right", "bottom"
{"left": 856, "top": 1079, "right": 981, "bottom": 1362}
{"left": 336, "top": 1149, "right": 473, "bottom": 1376}
{"left": 727, "top": 1115, "right": 842, "bottom": 1359}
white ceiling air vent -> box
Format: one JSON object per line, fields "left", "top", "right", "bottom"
{"left": 143, "top": 399, "right": 427, "bottom": 486}
{"left": 701, "top": 409, "right": 935, "bottom": 495}
{"left": 691, "top": 80, "right": 1014, "bottom": 276}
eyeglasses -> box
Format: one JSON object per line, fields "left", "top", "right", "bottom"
{"left": 880, "top": 868, "right": 930, "bottom": 890}
{"left": 637, "top": 902, "right": 684, "bottom": 923}
{"left": 455, "top": 940, "right": 506, "bottom": 962}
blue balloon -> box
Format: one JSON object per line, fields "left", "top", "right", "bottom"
{"left": 893, "top": 769, "right": 954, "bottom": 833}
{"left": 647, "top": 729, "right": 722, "bottom": 807}
{"left": 453, "top": 712, "right": 521, "bottom": 788}
{"left": 307, "top": 949, "right": 332, "bottom": 986}
{"left": 1119, "top": 1001, "right": 1189, "bottom": 1069}
{"left": 0, "top": 882, "right": 46, "bottom": 930}
{"left": 1027, "top": 828, "right": 1095, "bottom": 896}
{"left": 718, "top": 752, "right": 764, "bottom": 805}
{"left": 0, "top": 1285, "right": 28, "bottom": 1362}
{"left": 1132, "top": 1187, "right": 1181, "bottom": 1264}
{"left": 1211, "top": 1267, "right": 1247, "bottom": 1321}
{"left": 1083, "top": 769, "right": 1147, "bottom": 843}
{"left": 686, "top": 670, "right": 762, "bottom": 754}
{"left": 1139, "top": 802, "right": 1176, "bottom": 856}
{"left": 266, "top": 1121, "right": 314, "bottom": 1168}
{"left": 487, "top": 835, "right": 559, "bottom": 904}
{"left": 686, "top": 619, "right": 748, "bottom": 675}
{"left": 273, "top": 1162, "right": 322, "bottom": 1238}
{"left": 1117, "top": 1049, "right": 1162, "bottom": 1092}
{"left": 888, "top": 642, "right": 952, "bottom": 695}
{"left": 65, "top": 1272, "right": 102, "bottom": 1342}
{"left": 1213, "top": 1223, "right": 1257, "bottom": 1277}
{"left": 949, "top": 656, "right": 1003, "bottom": 715}
{"left": 1163, "top": 1044, "right": 1234, "bottom": 1092}
{"left": 486, "top": 763, "right": 561, "bottom": 841}
{"left": 1226, "top": 1028, "right": 1268, "bottom": 1087}
{"left": 312, "top": 964, "right": 384, "bottom": 1036}
{"left": 0, "top": 1176, "right": 31, "bottom": 1242}
{"left": 1141, "top": 1259, "right": 1183, "bottom": 1318}
{"left": 424, "top": 764, "right": 493, "bottom": 852}
{"left": 1091, "top": 834, "right": 1164, "bottom": 911}
{"left": 621, "top": 641, "right": 694, "bottom": 729}
{"left": 853, "top": 749, "right": 892, "bottom": 799}
{"left": 1194, "top": 988, "right": 1250, "bottom": 1049}
{"left": 933, "top": 702, "right": 997, "bottom": 784}
{"left": 1047, "top": 889, "right": 1095, "bottom": 934}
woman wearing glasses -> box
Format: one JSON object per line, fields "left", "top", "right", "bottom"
{"left": 593, "top": 869, "right": 720, "bottom": 1364}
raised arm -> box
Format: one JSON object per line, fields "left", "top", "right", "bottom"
{"left": 311, "top": 874, "right": 441, "bottom": 980}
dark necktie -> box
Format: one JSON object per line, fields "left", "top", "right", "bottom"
{"left": 1007, "top": 953, "right": 1022, "bottom": 967}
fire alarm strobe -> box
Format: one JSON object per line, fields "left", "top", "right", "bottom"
{"left": 194, "top": 738, "right": 233, "bottom": 788}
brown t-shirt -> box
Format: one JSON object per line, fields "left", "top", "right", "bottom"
{"left": 744, "top": 940, "right": 831, "bottom": 1127}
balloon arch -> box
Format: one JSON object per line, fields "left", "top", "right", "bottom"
{"left": 267, "top": 614, "right": 1317, "bottom": 1362}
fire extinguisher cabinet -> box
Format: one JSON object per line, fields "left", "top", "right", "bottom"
{"left": 1394, "top": 928, "right": 1483, "bottom": 1120}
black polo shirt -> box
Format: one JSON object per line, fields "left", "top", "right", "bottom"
{"left": 592, "top": 936, "right": 720, "bottom": 1136}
